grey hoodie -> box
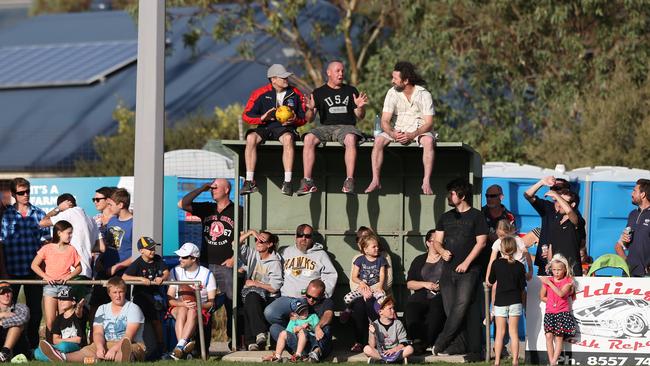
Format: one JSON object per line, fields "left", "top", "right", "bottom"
{"left": 280, "top": 243, "right": 338, "bottom": 298}
{"left": 239, "top": 243, "right": 283, "bottom": 293}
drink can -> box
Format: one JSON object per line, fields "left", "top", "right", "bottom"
{"left": 83, "top": 357, "right": 97, "bottom": 364}
{"left": 623, "top": 226, "right": 634, "bottom": 248}
{"left": 541, "top": 244, "right": 549, "bottom": 257}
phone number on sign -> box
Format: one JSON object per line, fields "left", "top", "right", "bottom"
{"left": 584, "top": 356, "right": 650, "bottom": 366}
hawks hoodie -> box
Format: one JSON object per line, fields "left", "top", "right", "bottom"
{"left": 280, "top": 243, "right": 338, "bottom": 298}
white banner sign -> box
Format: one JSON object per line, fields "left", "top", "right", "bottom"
{"left": 526, "top": 276, "right": 650, "bottom": 365}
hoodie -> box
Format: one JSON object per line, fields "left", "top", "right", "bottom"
{"left": 239, "top": 243, "right": 283, "bottom": 293}
{"left": 280, "top": 243, "right": 338, "bottom": 298}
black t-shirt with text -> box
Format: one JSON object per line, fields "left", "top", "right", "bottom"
{"left": 52, "top": 312, "right": 87, "bottom": 346}
{"left": 488, "top": 258, "right": 526, "bottom": 306}
{"left": 124, "top": 255, "right": 168, "bottom": 298}
{"left": 436, "top": 207, "right": 489, "bottom": 270}
{"left": 191, "top": 201, "right": 237, "bottom": 265}
{"left": 312, "top": 84, "right": 359, "bottom": 125}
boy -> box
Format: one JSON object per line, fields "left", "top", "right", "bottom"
{"left": 263, "top": 299, "right": 319, "bottom": 362}
{"left": 105, "top": 188, "right": 134, "bottom": 276}
{"left": 364, "top": 296, "right": 413, "bottom": 364}
{"left": 34, "top": 288, "right": 86, "bottom": 361}
{"left": 123, "top": 236, "right": 169, "bottom": 359}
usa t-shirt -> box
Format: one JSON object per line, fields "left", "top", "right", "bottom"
{"left": 312, "top": 84, "right": 359, "bottom": 125}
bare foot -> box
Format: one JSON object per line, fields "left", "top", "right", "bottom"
{"left": 364, "top": 181, "right": 382, "bottom": 193}
{"left": 422, "top": 181, "right": 433, "bottom": 195}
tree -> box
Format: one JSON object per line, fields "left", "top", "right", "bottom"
{"left": 359, "top": 0, "right": 650, "bottom": 164}
{"left": 74, "top": 103, "right": 243, "bottom": 176}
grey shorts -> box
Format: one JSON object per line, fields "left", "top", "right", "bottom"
{"left": 494, "top": 303, "right": 523, "bottom": 317}
{"left": 306, "top": 124, "right": 366, "bottom": 146}
{"left": 43, "top": 284, "right": 71, "bottom": 297}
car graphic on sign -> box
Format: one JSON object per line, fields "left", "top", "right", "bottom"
{"left": 573, "top": 297, "right": 650, "bottom": 338}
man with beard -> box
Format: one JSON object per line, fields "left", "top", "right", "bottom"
{"left": 615, "top": 179, "right": 650, "bottom": 276}
{"left": 299, "top": 60, "right": 368, "bottom": 195}
{"left": 365, "top": 61, "right": 436, "bottom": 195}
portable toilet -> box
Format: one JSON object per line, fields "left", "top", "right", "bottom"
{"left": 482, "top": 162, "right": 577, "bottom": 233}
{"left": 568, "top": 166, "right": 650, "bottom": 274}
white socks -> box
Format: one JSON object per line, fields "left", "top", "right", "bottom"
{"left": 285, "top": 172, "right": 292, "bottom": 183}
{"left": 246, "top": 172, "right": 254, "bottom": 181}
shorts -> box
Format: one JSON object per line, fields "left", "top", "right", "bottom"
{"left": 166, "top": 305, "right": 212, "bottom": 327}
{"left": 43, "top": 284, "right": 71, "bottom": 297}
{"left": 246, "top": 125, "right": 298, "bottom": 143}
{"left": 306, "top": 125, "right": 366, "bottom": 146}
{"left": 494, "top": 303, "right": 523, "bottom": 317}
{"left": 77, "top": 340, "right": 146, "bottom": 361}
{"left": 284, "top": 329, "right": 318, "bottom": 354}
{"left": 376, "top": 131, "right": 437, "bottom": 146}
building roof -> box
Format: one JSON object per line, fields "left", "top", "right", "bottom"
{"left": 0, "top": 4, "right": 339, "bottom": 172}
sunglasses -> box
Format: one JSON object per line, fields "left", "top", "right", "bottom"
{"left": 15, "top": 190, "right": 30, "bottom": 196}
{"left": 305, "top": 293, "right": 321, "bottom": 301}
{"left": 180, "top": 255, "right": 195, "bottom": 260}
{"left": 485, "top": 194, "right": 500, "bottom": 198}
{"left": 297, "top": 233, "right": 313, "bottom": 239}
{"left": 92, "top": 197, "right": 106, "bottom": 203}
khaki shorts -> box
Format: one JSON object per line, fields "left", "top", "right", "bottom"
{"left": 78, "top": 340, "right": 146, "bottom": 361}
{"left": 376, "top": 131, "right": 437, "bottom": 147}
{"left": 306, "top": 124, "right": 366, "bottom": 146}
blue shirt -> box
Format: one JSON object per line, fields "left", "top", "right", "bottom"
{"left": 106, "top": 216, "right": 133, "bottom": 262}
{"left": 1, "top": 204, "right": 50, "bottom": 276}
{"left": 353, "top": 255, "right": 387, "bottom": 287}
{"left": 93, "top": 301, "right": 144, "bottom": 343}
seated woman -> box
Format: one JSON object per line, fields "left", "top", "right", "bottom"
{"left": 405, "top": 229, "right": 445, "bottom": 353}
{"left": 239, "top": 229, "right": 283, "bottom": 351}
{"left": 344, "top": 226, "right": 393, "bottom": 352}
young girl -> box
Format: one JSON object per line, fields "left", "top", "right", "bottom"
{"left": 488, "top": 237, "right": 527, "bottom": 366}
{"left": 540, "top": 254, "right": 577, "bottom": 366}
{"left": 31, "top": 220, "right": 82, "bottom": 342}
{"left": 263, "top": 300, "right": 319, "bottom": 362}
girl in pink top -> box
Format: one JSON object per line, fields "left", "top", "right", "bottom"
{"left": 540, "top": 254, "right": 577, "bottom": 366}
{"left": 31, "top": 220, "right": 82, "bottom": 342}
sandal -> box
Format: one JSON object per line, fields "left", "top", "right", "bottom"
{"left": 351, "top": 343, "right": 364, "bottom": 352}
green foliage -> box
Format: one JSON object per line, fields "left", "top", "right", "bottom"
{"left": 74, "top": 103, "right": 243, "bottom": 176}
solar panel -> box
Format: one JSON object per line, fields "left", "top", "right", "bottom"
{"left": 0, "top": 40, "right": 137, "bottom": 89}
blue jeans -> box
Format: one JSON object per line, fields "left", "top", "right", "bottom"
{"left": 34, "top": 342, "right": 80, "bottom": 361}
{"left": 263, "top": 296, "right": 296, "bottom": 325}
{"left": 434, "top": 267, "right": 479, "bottom": 352}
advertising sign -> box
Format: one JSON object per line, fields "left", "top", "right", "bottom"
{"left": 527, "top": 277, "right": 650, "bottom": 365}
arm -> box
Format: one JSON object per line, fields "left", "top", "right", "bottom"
{"left": 368, "top": 323, "right": 376, "bottom": 349}
{"left": 31, "top": 253, "right": 55, "bottom": 284}
{"left": 178, "top": 183, "right": 210, "bottom": 212}
{"left": 432, "top": 230, "right": 451, "bottom": 261}
{"left": 545, "top": 190, "right": 579, "bottom": 225}
{"left": 539, "top": 282, "right": 548, "bottom": 303}
{"left": 320, "top": 256, "right": 338, "bottom": 298}
{"left": 122, "top": 272, "right": 152, "bottom": 286}
{"left": 380, "top": 111, "right": 397, "bottom": 139}
{"left": 242, "top": 88, "right": 275, "bottom": 125}
{"left": 0, "top": 304, "right": 29, "bottom": 328}
{"left": 376, "top": 265, "right": 386, "bottom": 292}
{"left": 63, "top": 264, "right": 82, "bottom": 283}
{"left": 305, "top": 94, "right": 317, "bottom": 123}
{"left": 456, "top": 234, "right": 487, "bottom": 273}
{"left": 405, "top": 115, "right": 434, "bottom": 141}
{"left": 615, "top": 241, "right": 627, "bottom": 260}
{"left": 111, "top": 257, "right": 134, "bottom": 275}
{"left": 350, "top": 264, "right": 368, "bottom": 289}
{"left": 546, "top": 281, "right": 574, "bottom": 298}
{"left": 316, "top": 309, "right": 333, "bottom": 329}
{"left": 92, "top": 325, "right": 107, "bottom": 359}
{"left": 353, "top": 92, "right": 367, "bottom": 120}
{"left": 524, "top": 176, "right": 555, "bottom": 203}
{"left": 525, "top": 252, "right": 534, "bottom": 280}
{"left": 53, "top": 333, "right": 82, "bottom": 345}
{"left": 123, "top": 322, "right": 141, "bottom": 341}
{"left": 485, "top": 249, "right": 498, "bottom": 284}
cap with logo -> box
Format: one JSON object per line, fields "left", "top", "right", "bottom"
{"left": 137, "top": 236, "right": 158, "bottom": 250}
{"left": 55, "top": 287, "right": 76, "bottom": 301}
{"left": 290, "top": 298, "right": 308, "bottom": 315}
{"left": 175, "top": 242, "right": 201, "bottom": 258}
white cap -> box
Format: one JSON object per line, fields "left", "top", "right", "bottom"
{"left": 175, "top": 242, "right": 200, "bottom": 258}
{"left": 267, "top": 64, "right": 292, "bottom": 79}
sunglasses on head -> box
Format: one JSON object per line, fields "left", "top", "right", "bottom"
{"left": 297, "top": 233, "right": 312, "bottom": 239}
{"left": 92, "top": 197, "right": 106, "bottom": 203}
{"left": 15, "top": 190, "right": 29, "bottom": 196}
{"left": 485, "top": 193, "right": 500, "bottom": 198}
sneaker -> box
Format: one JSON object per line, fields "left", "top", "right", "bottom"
{"left": 248, "top": 343, "right": 259, "bottom": 351}
{"left": 38, "top": 340, "right": 64, "bottom": 361}
{"left": 342, "top": 178, "right": 355, "bottom": 194}
{"left": 172, "top": 346, "right": 184, "bottom": 360}
{"left": 241, "top": 180, "right": 259, "bottom": 195}
{"left": 307, "top": 349, "right": 320, "bottom": 363}
{"left": 182, "top": 340, "right": 196, "bottom": 356}
{"left": 255, "top": 333, "right": 267, "bottom": 350}
{"left": 281, "top": 181, "right": 293, "bottom": 196}
{"left": 431, "top": 346, "right": 448, "bottom": 356}
{"left": 117, "top": 338, "right": 132, "bottom": 362}
{"left": 340, "top": 309, "right": 352, "bottom": 324}
{"left": 0, "top": 348, "right": 10, "bottom": 363}
{"left": 296, "top": 178, "right": 317, "bottom": 196}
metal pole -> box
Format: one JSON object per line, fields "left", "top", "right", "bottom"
{"left": 194, "top": 285, "right": 207, "bottom": 360}
{"left": 484, "top": 282, "right": 491, "bottom": 363}
{"left": 230, "top": 146, "right": 240, "bottom": 351}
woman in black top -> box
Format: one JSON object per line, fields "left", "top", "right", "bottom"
{"left": 405, "top": 229, "right": 446, "bottom": 353}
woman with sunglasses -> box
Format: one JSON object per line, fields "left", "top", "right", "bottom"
{"left": 238, "top": 230, "right": 283, "bottom": 351}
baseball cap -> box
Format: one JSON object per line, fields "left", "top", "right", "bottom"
{"left": 137, "top": 236, "right": 158, "bottom": 250}
{"left": 175, "top": 242, "right": 201, "bottom": 258}
{"left": 373, "top": 295, "right": 394, "bottom": 314}
{"left": 267, "top": 64, "right": 292, "bottom": 79}
{"left": 0, "top": 281, "right": 13, "bottom": 295}
{"left": 55, "top": 287, "right": 75, "bottom": 301}
{"left": 290, "top": 298, "right": 308, "bottom": 314}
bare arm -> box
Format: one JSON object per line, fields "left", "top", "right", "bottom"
{"left": 376, "top": 265, "right": 386, "bottom": 291}
{"left": 615, "top": 242, "right": 627, "bottom": 260}
{"left": 485, "top": 250, "right": 498, "bottom": 284}
{"left": 546, "top": 190, "right": 579, "bottom": 225}
{"left": 405, "top": 114, "right": 433, "bottom": 141}
{"left": 539, "top": 282, "right": 548, "bottom": 303}
{"left": 524, "top": 176, "right": 555, "bottom": 203}
{"left": 381, "top": 111, "right": 396, "bottom": 138}
{"left": 432, "top": 231, "right": 451, "bottom": 261}
{"left": 178, "top": 183, "right": 211, "bottom": 212}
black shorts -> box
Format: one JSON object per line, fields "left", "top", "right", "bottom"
{"left": 246, "top": 125, "right": 298, "bottom": 143}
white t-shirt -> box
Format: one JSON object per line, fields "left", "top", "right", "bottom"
{"left": 51, "top": 206, "right": 98, "bottom": 278}
{"left": 170, "top": 265, "right": 217, "bottom": 303}
{"left": 382, "top": 85, "right": 435, "bottom": 133}
{"left": 276, "top": 91, "right": 287, "bottom": 107}
{"left": 93, "top": 301, "right": 144, "bottom": 343}
{"left": 491, "top": 236, "right": 528, "bottom": 266}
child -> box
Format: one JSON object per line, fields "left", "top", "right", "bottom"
{"left": 31, "top": 220, "right": 82, "bottom": 342}
{"left": 488, "top": 237, "right": 527, "bottom": 366}
{"left": 364, "top": 296, "right": 413, "bottom": 364}
{"left": 105, "top": 188, "right": 134, "bottom": 276}
{"left": 34, "top": 287, "right": 87, "bottom": 361}
{"left": 540, "top": 254, "right": 577, "bottom": 366}
{"left": 342, "top": 234, "right": 388, "bottom": 314}
{"left": 122, "top": 236, "right": 170, "bottom": 359}
{"left": 263, "top": 299, "right": 319, "bottom": 362}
